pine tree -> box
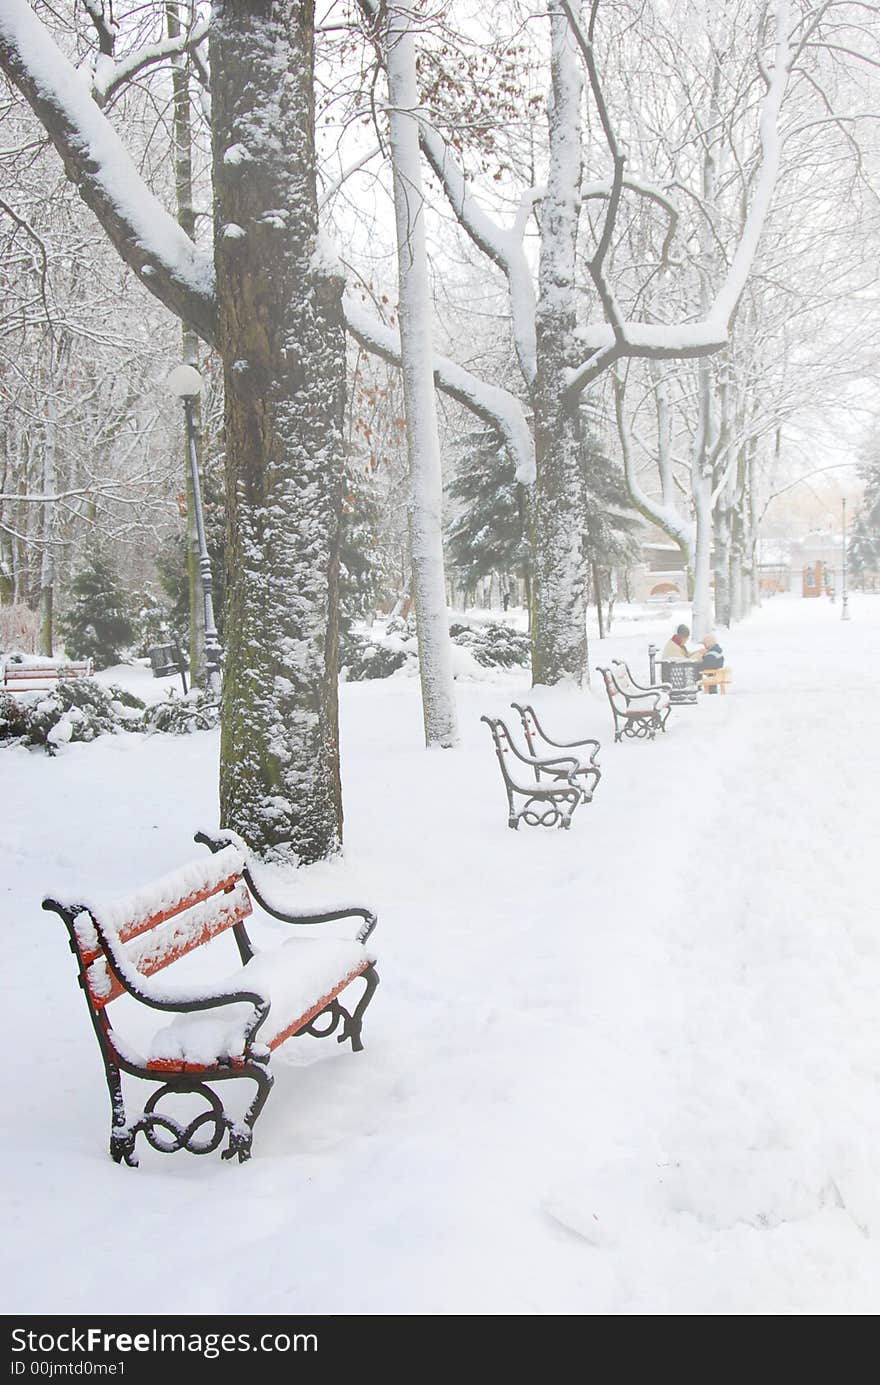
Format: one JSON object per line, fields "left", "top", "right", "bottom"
{"left": 60, "top": 548, "right": 135, "bottom": 669}
{"left": 446, "top": 424, "right": 641, "bottom": 607}
{"left": 849, "top": 465, "right": 880, "bottom": 580}
{"left": 579, "top": 430, "right": 643, "bottom": 574}
{"left": 446, "top": 428, "right": 530, "bottom": 599}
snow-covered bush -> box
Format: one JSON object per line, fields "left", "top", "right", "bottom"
{"left": 141, "top": 690, "right": 220, "bottom": 734}
{"left": 339, "top": 616, "right": 529, "bottom": 681}
{"left": 339, "top": 629, "right": 416, "bottom": 681}
{"left": 0, "top": 679, "right": 145, "bottom": 754}
{"left": 449, "top": 621, "right": 530, "bottom": 668}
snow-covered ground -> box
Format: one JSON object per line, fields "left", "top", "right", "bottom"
{"left": 3, "top": 592, "right": 879, "bottom": 1315}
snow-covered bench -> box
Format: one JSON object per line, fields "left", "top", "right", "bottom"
{"left": 3, "top": 657, "right": 93, "bottom": 688}
{"left": 597, "top": 665, "right": 670, "bottom": 742}
{"left": 611, "top": 659, "right": 672, "bottom": 712}
{"left": 509, "top": 702, "right": 602, "bottom": 803}
{"left": 42, "top": 830, "right": 379, "bottom": 1166}
{"left": 481, "top": 714, "right": 584, "bottom": 829}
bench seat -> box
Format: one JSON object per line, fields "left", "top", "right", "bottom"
{"left": 143, "top": 938, "right": 376, "bottom": 1069}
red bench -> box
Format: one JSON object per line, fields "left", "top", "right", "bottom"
{"left": 3, "top": 658, "right": 93, "bottom": 687}
{"left": 42, "top": 830, "right": 379, "bottom": 1165}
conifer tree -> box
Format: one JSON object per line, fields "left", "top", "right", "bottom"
{"left": 446, "top": 425, "right": 640, "bottom": 610}
{"left": 60, "top": 549, "right": 135, "bottom": 669}
{"left": 446, "top": 428, "right": 530, "bottom": 600}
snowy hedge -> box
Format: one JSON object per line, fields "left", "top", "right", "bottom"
{"left": 0, "top": 679, "right": 144, "bottom": 753}
{"left": 448, "top": 622, "right": 530, "bottom": 669}
{"left": 340, "top": 617, "right": 530, "bottom": 681}
{"left": 0, "top": 680, "right": 218, "bottom": 753}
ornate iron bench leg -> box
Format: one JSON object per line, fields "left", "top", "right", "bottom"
{"left": 336, "top": 964, "right": 380, "bottom": 1053}
{"left": 224, "top": 1065, "right": 275, "bottom": 1164}
{"left": 561, "top": 790, "right": 580, "bottom": 828}
{"left": 106, "top": 1064, "right": 138, "bottom": 1165}
{"left": 110, "top": 1127, "right": 138, "bottom": 1166}
{"left": 296, "top": 965, "right": 380, "bottom": 1054}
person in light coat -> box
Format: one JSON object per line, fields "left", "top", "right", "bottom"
{"left": 661, "top": 624, "right": 700, "bottom": 661}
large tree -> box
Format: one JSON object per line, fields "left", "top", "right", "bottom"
{"left": 0, "top": 0, "right": 346, "bottom": 863}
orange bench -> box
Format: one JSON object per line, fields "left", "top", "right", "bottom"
{"left": 699, "top": 667, "right": 732, "bottom": 695}
{"left": 42, "top": 830, "right": 379, "bottom": 1165}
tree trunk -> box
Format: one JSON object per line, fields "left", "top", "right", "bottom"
{"left": 385, "top": 3, "right": 458, "bottom": 748}
{"left": 592, "top": 560, "right": 604, "bottom": 640}
{"left": 531, "top": 4, "right": 587, "bottom": 686}
{"left": 713, "top": 507, "right": 732, "bottom": 628}
{"left": 38, "top": 364, "right": 57, "bottom": 656}
{"left": 167, "top": 1, "right": 207, "bottom": 686}
{"left": 213, "top": 0, "right": 346, "bottom": 864}
{"left": 691, "top": 470, "right": 713, "bottom": 640}
{"left": 729, "top": 542, "right": 743, "bottom": 623}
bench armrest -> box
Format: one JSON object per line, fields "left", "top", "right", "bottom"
{"left": 45, "top": 898, "right": 272, "bottom": 1049}
{"left": 195, "top": 830, "right": 378, "bottom": 943}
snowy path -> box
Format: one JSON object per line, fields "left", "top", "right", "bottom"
{"left": 2, "top": 594, "right": 879, "bottom": 1315}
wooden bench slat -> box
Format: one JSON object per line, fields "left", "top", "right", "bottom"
{"left": 3, "top": 660, "right": 93, "bottom": 685}
{"left": 84, "top": 881, "right": 254, "bottom": 1009}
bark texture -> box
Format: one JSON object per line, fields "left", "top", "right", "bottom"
{"left": 213, "top": 0, "right": 346, "bottom": 863}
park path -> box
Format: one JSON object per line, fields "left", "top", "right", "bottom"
{"left": 338, "top": 594, "right": 880, "bottom": 1313}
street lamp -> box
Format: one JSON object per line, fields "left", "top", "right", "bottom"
{"left": 841, "top": 497, "right": 850, "bottom": 622}
{"left": 166, "top": 363, "right": 222, "bottom": 699}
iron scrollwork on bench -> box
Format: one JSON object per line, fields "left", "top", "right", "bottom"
{"left": 42, "top": 830, "right": 379, "bottom": 1166}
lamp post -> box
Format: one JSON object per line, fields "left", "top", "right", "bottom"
{"left": 841, "top": 497, "right": 850, "bottom": 622}
{"left": 166, "top": 364, "right": 222, "bottom": 699}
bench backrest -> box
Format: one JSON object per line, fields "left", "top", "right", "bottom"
{"left": 4, "top": 660, "right": 93, "bottom": 684}
{"left": 513, "top": 704, "right": 540, "bottom": 759}
{"left": 482, "top": 714, "right": 516, "bottom": 765}
{"left": 598, "top": 667, "right": 629, "bottom": 712}
{"left": 611, "top": 662, "right": 638, "bottom": 696}
{"left": 64, "top": 844, "right": 253, "bottom": 1012}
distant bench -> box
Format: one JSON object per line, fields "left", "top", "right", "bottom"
{"left": 3, "top": 658, "right": 93, "bottom": 688}
{"left": 42, "top": 830, "right": 379, "bottom": 1166}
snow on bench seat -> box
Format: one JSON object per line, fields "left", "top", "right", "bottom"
{"left": 145, "top": 936, "right": 377, "bottom": 1069}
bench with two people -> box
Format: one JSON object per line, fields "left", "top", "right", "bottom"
{"left": 659, "top": 624, "right": 731, "bottom": 695}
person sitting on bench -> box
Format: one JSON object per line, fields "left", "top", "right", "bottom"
{"left": 695, "top": 632, "right": 725, "bottom": 691}
{"left": 661, "top": 623, "right": 700, "bottom": 661}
